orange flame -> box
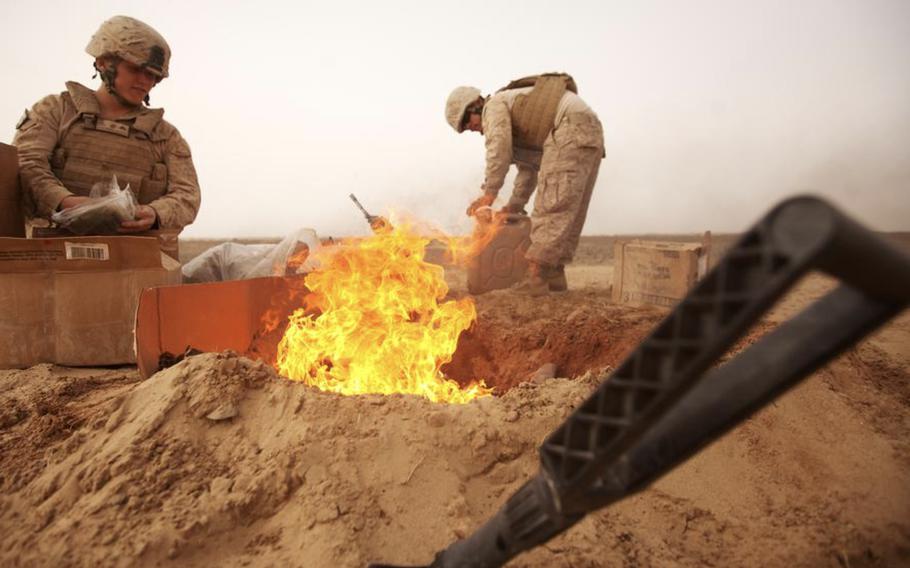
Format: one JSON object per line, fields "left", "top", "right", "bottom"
{"left": 444, "top": 210, "right": 508, "bottom": 266}
{"left": 276, "top": 221, "right": 491, "bottom": 404}
{"left": 284, "top": 244, "right": 310, "bottom": 274}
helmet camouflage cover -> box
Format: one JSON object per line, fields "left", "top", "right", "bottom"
{"left": 445, "top": 86, "right": 482, "bottom": 133}
{"left": 86, "top": 15, "right": 171, "bottom": 78}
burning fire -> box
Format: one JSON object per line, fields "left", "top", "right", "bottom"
{"left": 276, "top": 221, "right": 491, "bottom": 404}
{"left": 444, "top": 208, "right": 507, "bottom": 265}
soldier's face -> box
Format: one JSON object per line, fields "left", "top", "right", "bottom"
{"left": 114, "top": 60, "right": 159, "bottom": 106}
{"left": 464, "top": 113, "right": 483, "bottom": 134}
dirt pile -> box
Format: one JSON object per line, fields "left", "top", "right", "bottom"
{"left": 445, "top": 288, "right": 664, "bottom": 392}
{"left": 2, "top": 311, "right": 909, "bottom": 568}
{"left": 0, "top": 352, "right": 596, "bottom": 567}
{"left": 2, "top": 230, "right": 910, "bottom": 568}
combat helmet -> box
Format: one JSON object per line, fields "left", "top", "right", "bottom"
{"left": 86, "top": 15, "right": 171, "bottom": 79}
{"left": 445, "top": 86, "right": 482, "bottom": 133}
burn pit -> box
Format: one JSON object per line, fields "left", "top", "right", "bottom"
{"left": 442, "top": 290, "right": 664, "bottom": 394}
{"left": 250, "top": 286, "right": 663, "bottom": 397}
{"left": 238, "top": 224, "right": 665, "bottom": 402}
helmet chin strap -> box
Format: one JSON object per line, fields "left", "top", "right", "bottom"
{"left": 96, "top": 60, "right": 146, "bottom": 109}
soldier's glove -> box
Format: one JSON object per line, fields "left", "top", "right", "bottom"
{"left": 466, "top": 193, "right": 495, "bottom": 217}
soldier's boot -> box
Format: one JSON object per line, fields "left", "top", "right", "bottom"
{"left": 513, "top": 262, "right": 554, "bottom": 297}
{"left": 548, "top": 264, "right": 568, "bottom": 292}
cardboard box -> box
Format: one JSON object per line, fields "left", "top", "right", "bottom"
{"left": 0, "top": 143, "right": 26, "bottom": 238}
{"left": 612, "top": 239, "right": 709, "bottom": 307}
{"left": 0, "top": 236, "right": 181, "bottom": 368}
{"left": 31, "top": 227, "right": 180, "bottom": 261}
{"left": 135, "top": 276, "right": 308, "bottom": 378}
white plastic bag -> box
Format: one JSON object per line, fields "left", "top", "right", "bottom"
{"left": 182, "top": 228, "right": 321, "bottom": 284}
{"left": 51, "top": 175, "right": 137, "bottom": 235}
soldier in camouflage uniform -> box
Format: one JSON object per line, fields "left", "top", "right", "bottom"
{"left": 13, "top": 15, "right": 200, "bottom": 234}
{"left": 446, "top": 74, "right": 604, "bottom": 295}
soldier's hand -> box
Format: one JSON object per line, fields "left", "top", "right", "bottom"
{"left": 466, "top": 193, "right": 495, "bottom": 217}
{"left": 119, "top": 205, "right": 158, "bottom": 233}
{"left": 58, "top": 195, "right": 92, "bottom": 210}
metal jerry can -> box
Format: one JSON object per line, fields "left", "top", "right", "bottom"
{"left": 467, "top": 213, "right": 532, "bottom": 294}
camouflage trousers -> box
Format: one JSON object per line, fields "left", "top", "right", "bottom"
{"left": 526, "top": 111, "right": 604, "bottom": 267}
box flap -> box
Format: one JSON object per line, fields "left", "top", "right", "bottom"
{"left": 0, "top": 143, "right": 25, "bottom": 238}
{"left": 0, "top": 236, "right": 163, "bottom": 272}
{"left": 0, "top": 247, "right": 182, "bottom": 369}
{"left": 161, "top": 251, "right": 181, "bottom": 271}
{"left": 135, "top": 275, "right": 308, "bottom": 379}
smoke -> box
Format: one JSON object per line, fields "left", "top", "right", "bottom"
{"left": 2, "top": 0, "right": 908, "bottom": 238}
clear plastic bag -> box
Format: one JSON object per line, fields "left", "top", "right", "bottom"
{"left": 181, "top": 228, "right": 321, "bottom": 284}
{"left": 51, "top": 175, "right": 137, "bottom": 235}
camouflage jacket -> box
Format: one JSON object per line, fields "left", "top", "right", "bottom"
{"left": 13, "top": 82, "right": 201, "bottom": 231}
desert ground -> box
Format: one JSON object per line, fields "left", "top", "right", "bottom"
{"left": 1, "top": 233, "right": 908, "bottom": 567}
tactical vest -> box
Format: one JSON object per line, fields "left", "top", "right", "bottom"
{"left": 498, "top": 73, "right": 578, "bottom": 151}
{"left": 50, "top": 83, "right": 169, "bottom": 205}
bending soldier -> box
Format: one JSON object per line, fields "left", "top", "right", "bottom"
{"left": 446, "top": 74, "right": 604, "bottom": 295}
{"left": 13, "top": 15, "right": 201, "bottom": 235}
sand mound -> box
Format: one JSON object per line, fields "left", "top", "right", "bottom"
{"left": 1, "top": 256, "right": 909, "bottom": 567}
{"left": 0, "top": 352, "right": 595, "bottom": 567}
{"left": 2, "top": 330, "right": 908, "bottom": 567}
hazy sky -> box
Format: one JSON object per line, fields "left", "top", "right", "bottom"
{"left": 2, "top": 0, "right": 908, "bottom": 238}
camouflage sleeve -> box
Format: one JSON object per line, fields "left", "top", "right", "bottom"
{"left": 12, "top": 95, "right": 73, "bottom": 218}
{"left": 510, "top": 163, "right": 538, "bottom": 206}
{"left": 148, "top": 128, "right": 201, "bottom": 231}
{"left": 480, "top": 98, "right": 513, "bottom": 197}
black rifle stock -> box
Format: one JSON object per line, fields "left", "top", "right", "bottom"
{"left": 369, "top": 195, "right": 910, "bottom": 568}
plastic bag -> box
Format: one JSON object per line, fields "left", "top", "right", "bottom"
{"left": 51, "top": 175, "right": 137, "bottom": 235}
{"left": 182, "top": 228, "right": 321, "bottom": 284}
